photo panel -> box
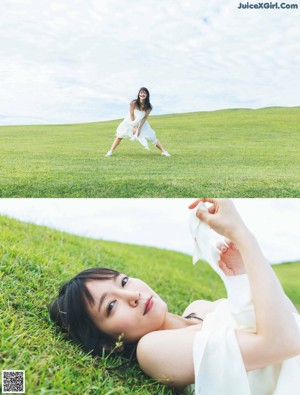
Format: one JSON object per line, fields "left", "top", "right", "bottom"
{"left": 1, "top": 198, "right": 300, "bottom": 394}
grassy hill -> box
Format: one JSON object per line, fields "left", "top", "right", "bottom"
{"left": 1, "top": 106, "right": 299, "bottom": 197}
{"left": 1, "top": 215, "right": 299, "bottom": 394}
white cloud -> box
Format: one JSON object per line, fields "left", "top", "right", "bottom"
{"left": 0, "top": 0, "right": 299, "bottom": 125}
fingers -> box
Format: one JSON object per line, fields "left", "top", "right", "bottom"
{"left": 223, "top": 237, "right": 231, "bottom": 246}
{"left": 201, "top": 198, "right": 218, "bottom": 204}
{"left": 188, "top": 198, "right": 205, "bottom": 209}
{"left": 224, "top": 238, "right": 238, "bottom": 251}
{"left": 187, "top": 198, "right": 211, "bottom": 223}
{"left": 189, "top": 199, "right": 241, "bottom": 239}
{"left": 216, "top": 239, "right": 238, "bottom": 254}
{"left": 208, "top": 205, "right": 216, "bottom": 214}
{"left": 216, "top": 240, "right": 228, "bottom": 254}
{"left": 218, "top": 259, "right": 233, "bottom": 276}
{"left": 188, "top": 198, "right": 219, "bottom": 209}
{"left": 195, "top": 207, "right": 210, "bottom": 223}
{"left": 218, "top": 259, "right": 226, "bottom": 270}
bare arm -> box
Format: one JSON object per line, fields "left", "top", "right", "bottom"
{"left": 191, "top": 198, "right": 300, "bottom": 369}
{"left": 137, "top": 327, "right": 197, "bottom": 388}
{"left": 234, "top": 230, "right": 300, "bottom": 369}
{"left": 218, "top": 240, "right": 298, "bottom": 314}
{"left": 129, "top": 100, "right": 135, "bottom": 121}
{"left": 137, "top": 300, "right": 223, "bottom": 388}
{"left": 137, "top": 200, "right": 300, "bottom": 388}
{"left": 136, "top": 109, "right": 151, "bottom": 136}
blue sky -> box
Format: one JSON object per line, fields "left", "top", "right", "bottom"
{"left": 0, "top": 199, "right": 299, "bottom": 264}
{"left": 0, "top": 0, "right": 299, "bottom": 125}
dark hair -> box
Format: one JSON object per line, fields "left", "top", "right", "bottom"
{"left": 48, "top": 267, "right": 137, "bottom": 361}
{"left": 134, "top": 87, "right": 153, "bottom": 111}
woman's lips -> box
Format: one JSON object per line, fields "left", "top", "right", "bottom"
{"left": 143, "top": 297, "right": 153, "bottom": 315}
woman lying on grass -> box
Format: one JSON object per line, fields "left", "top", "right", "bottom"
{"left": 105, "top": 87, "right": 171, "bottom": 157}
{"left": 49, "top": 199, "right": 300, "bottom": 395}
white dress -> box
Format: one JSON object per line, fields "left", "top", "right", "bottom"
{"left": 186, "top": 204, "right": 300, "bottom": 395}
{"left": 116, "top": 109, "right": 157, "bottom": 150}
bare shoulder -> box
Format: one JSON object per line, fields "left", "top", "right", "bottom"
{"left": 182, "top": 299, "right": 224, "bottom": 319}
{"left": 136, "top": 327, "right": 198, "bottom": 388}
{"left": 130, "top": 99, "right": 136, "bottom": 107}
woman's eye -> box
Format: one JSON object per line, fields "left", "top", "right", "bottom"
{"left": 122, "top": 276, "right": 129, "bottom": 287}
{"left": 107, "top": 301, "right": 115, "bottom": 315}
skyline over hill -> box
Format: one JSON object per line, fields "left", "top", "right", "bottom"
{"left": 1, "top": 1, "right": 299, "bottom": 125}
{"left": 1, "top": 198, "right": 300, "bottom": 264}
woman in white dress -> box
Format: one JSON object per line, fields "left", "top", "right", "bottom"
{"left": 105, "top": 87, "right": 171, "bottom": 157}
{"left": 49, "top": 199, "right": 300, "bottom": 394}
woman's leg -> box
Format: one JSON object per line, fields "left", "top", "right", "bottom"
{"left": 106, "top": 137, "right": 123, "bottom": 156}
{"left": 155, "top": 140, "right": 164, "bottom": 152}
{"left": 156, "top": 140, "right": 171, "bottom": 156}
{"left": 110, "top": 137, "right": 123, "bottom": 152}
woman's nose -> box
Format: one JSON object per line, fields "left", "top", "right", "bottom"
{"left": 125, "top": 291, "right": 140, "bottom": 307}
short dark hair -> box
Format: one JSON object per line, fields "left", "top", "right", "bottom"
{"left": 48, "top": 268, "right": 121, "bottom": 357}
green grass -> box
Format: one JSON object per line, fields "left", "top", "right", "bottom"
{"left": 1, "top": 215, "right": 300, "bottom": 394}
{"left": 1, "top": 106, "right": 299, "bottom": 197}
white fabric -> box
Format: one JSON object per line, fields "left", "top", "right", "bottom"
{"left": 187, "top": 202, "right": 300, "bottom": 395}
{"left": 189, "top": 202, "right": 227, "bottom": 282}
{"left": 116, "top": 109, "right": 157, "bottom": 149}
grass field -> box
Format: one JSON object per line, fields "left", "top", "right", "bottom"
{"left": 1, "top": 215, "right": 299, "bottom": 394}
{"left": 1, "top": 106, "right": 299, "bottom": 197}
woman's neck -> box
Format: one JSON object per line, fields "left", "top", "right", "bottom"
{"left": 160, "top": 312, "right": 197, "bottom": 330}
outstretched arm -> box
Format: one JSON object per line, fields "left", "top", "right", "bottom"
{"left": 190, "top": 198, "right": 300, "bottom": 370}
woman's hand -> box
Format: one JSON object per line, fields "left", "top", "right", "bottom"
{"left": 216, "top": 239, "right": 246, "bottom": 276}
{"left": 189, "top": 198, "right": 249, "bottom": 242}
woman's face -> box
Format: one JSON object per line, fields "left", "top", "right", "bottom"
{"left": 139, "top": 90, "right": 148, "bottom": 100}
{"left": 85, "top": 274, "right": 168, "bottom": 342}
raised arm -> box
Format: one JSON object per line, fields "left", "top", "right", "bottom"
{"left": 218, "top": 239, "right": 298, "bottom": 315}
{"left": 191, "top": 198, "right": 300, "bottom": 370}
{"left": 137, "top": 199, "right": 300, "bottom": 389}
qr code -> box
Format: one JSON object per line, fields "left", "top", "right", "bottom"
{"left": 2, "top": 370, "right": 25, "bottom": 393}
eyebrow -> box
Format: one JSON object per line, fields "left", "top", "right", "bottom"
{"left": 97, "top": 276, "right": 119, "bottom": 313}
{"left": 98, "top": 292, "right": 107, "bottom": 312}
